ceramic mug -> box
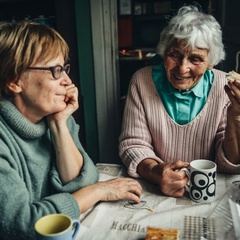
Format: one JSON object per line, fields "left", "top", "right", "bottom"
{"left": 35, "top": 214, "right": 80, "bottom": 240}
{"left": 182, "top": 159, "right": 217, "bottom": 203}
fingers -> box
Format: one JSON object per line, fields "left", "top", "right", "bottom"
{"left": 161, "top": 162, "right": 189, "bottom": 197}
{"left": 60, "top": 84, "right": 79, "bottom": 118}
{"left": 124, "top": 179, "right": 142, "bottom": 202}
{"left": 100, "top": 178, "right": 142, "bottom": 203}
{"left": 162, "top": 161, "right": 189, "bottom": 180}
{"left": 175, "top": 160, "right": 190, "bottom": 169}
{"left": 65, "top": 84, "right": 78, "bottom": 105}
{"left": 125, "top": 191, "right": 141, "bottom": 204}
{"left": 66, "top": 83, "right": 78, "bottom": 94}
{"left": 164, "top": 160, "right": 189, "bottom": 172}
{"left": 161, "top": 174, "right": 188, "bottom": 197}
{"left": 231, "top": 79, "right": 240, "bottom": 88}
{"left": 225, "top": 80, "right": 240, "bottom": 105}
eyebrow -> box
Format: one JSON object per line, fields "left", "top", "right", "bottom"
{"left": 190, "top": 53, "right": 205, "bottom": 57}
{"left": 168, "top": 48, "right": 206, "bottom": 57}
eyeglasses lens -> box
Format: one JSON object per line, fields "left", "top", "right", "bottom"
{"left": 53, "top": 64, "right": 70, "bottom": 79}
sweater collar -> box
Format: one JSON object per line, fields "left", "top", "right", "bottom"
{"left": 0, "top": 99, "right": 47, "bottom": 139}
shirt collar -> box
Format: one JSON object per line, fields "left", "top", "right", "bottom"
{"left": 152, "top": 63, "right": 211, "bottom": 98}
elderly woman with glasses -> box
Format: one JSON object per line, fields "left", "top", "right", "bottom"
{"left": 0, "top": 21, "right": 142, "bottom": 239}
{"left": 119, "top": 5, "right": 240, "bottom": 198}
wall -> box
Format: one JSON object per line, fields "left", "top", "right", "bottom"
{"left": 76, "top": 0, "right": 121, "bottom": 164}
{"left": 90, "top": 0, "right": 121, "bottom": 164}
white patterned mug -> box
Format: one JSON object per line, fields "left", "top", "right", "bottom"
{"left": 181, "top": 159, "right": 217, "bottom": 203}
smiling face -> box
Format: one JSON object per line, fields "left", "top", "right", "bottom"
{"left": 9, "top": 55, "right": 72, "bottom": 123}
{"left": 164, "top": 42, "right": 211, "bottom": 91}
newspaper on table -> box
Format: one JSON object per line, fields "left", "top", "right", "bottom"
{"left": 76, "top": 164, "right": 240, "bottom": 240}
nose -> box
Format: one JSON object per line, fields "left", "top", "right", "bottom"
{"left": 61, "top": 71, "right": 72, "bottom": 86}
{"left": 177, "top": 58, "right": 191, "bottom": 74}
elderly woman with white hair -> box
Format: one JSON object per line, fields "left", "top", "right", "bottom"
{"left": 119, "top": 5, "right": 240, "bottom": 198}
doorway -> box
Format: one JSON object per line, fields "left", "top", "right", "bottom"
{"left": 90, "top": 0, "right": 121, "bottom": 164}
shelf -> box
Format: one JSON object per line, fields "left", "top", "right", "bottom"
{"left": 133, "top": 14, "right": 170, "bottom": 21}
{"left": 117, "top": 0, "right": 176, "bottom": 49}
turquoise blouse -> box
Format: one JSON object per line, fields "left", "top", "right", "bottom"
{"left": 152, "top": 63, "right": 214, "bottom": 124}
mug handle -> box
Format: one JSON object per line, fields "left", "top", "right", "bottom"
{"left": 72, "top": 219, "right": 80, "bottom": 240}
{"left": 180, "top": 167, "right": 190, "bottom": 192}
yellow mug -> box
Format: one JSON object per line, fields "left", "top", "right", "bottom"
{"left": 35, "top": 214, "right": 80, "bottom": 240}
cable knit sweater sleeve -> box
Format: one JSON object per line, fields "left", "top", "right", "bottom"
{"left": 119, "top": 66, "right": 240, "bottom": 178}
{"left": 0, "top": 100, "right": 99, "bottom": 240}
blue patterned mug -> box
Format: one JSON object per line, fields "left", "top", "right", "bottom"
{"left": 182, "top": 159, "right": 217, "bottom": 203}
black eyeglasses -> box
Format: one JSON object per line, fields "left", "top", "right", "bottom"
{"left": 28, "top": 64, "right": 70, "bottom": 80}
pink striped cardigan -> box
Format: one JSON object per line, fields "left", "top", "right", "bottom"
{"left": 119, "top": 66, "right": 240, "bottom": 178}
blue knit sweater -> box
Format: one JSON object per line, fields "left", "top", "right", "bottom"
{"left": 0, "top": 99, "right": 99, "bottom": 239}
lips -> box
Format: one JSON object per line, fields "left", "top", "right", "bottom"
{"left": 55, "top": 94, "right": 66, "bottom": 101}
{"left": 174, "top": 74, "right": 192, "bottom": 81}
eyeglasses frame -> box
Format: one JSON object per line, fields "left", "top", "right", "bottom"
{"left": 27, "top": 64, "right": 70, "bottom": 80}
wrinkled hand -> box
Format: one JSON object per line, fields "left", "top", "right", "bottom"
{"left": 223, "top": 79, "right": 240, "bottom": 164}
{"left": 96, "top": 178, "right": 142, "bottom": 203}
{"left": 225, "top": 79, "right": 240, "bottom": 114}
{"left": 153, "top": 160, "right": 189, "bottom": 197}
